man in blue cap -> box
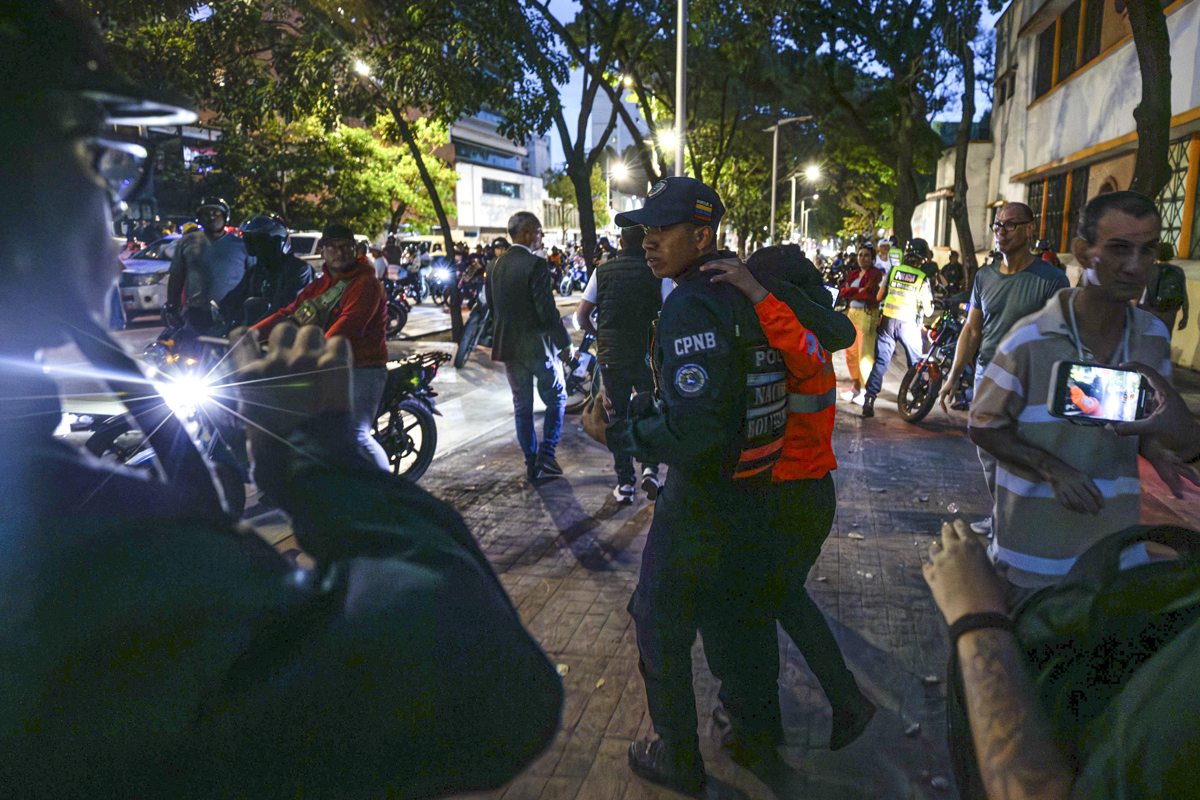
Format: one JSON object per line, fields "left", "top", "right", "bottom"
{"left": 606, "top": 177, "right": 790, "bottom": 794}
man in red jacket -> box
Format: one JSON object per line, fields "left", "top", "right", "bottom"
{"left": 255, "top": 223, "right": 390, "bottom": 470}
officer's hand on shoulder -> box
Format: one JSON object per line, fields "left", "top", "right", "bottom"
{"left": 700, "top": 259, "right": 768, "bottom": 304}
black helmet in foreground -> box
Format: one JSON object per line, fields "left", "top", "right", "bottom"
{"left": 241, "top": 215, "right": 290, "bottom": 258}
{"left": 903, "top": 238, "right": 932, "bottom": 263}
{"left": 197, "top": 197, "right": 231, "bottom": 218}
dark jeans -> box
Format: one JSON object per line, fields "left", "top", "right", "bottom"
{"left": 704, "top": 474, "right": 862, "bottom": 736}
{"left": 864, "top": 315, "right": 925, "bottom": 398}
{"left": 505, "top": 355, "right": 566, "bottom": 464}
{"left": 602, "top": 362, "right": 659, "bottom": 484}
{"left": 628, "top": 470, "right": 772, "bottom": 753}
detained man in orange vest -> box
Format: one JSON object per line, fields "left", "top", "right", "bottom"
{"left": 700, "top": 246, "right": 877, "bottom": 765}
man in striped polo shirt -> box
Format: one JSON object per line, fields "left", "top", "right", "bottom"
{"left": 969, "top": 192, "right": 1183, "bottom": 591}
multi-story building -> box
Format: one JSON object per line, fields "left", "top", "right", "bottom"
{"left": 447, "top": 110, "right": 551, "bottom": 243}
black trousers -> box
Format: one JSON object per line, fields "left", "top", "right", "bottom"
{"left": 602, "top": 361, "right": 659, "bottom": 484}
{"left": 703, "top": 474, "right": 861, "bottom": 736}
{"left": 628, "top": 469, "right": 772, "bottom": 753}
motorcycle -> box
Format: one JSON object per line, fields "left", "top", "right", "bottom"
{"left": 454, "top": 288, "right": 493, "bottom": 369}
{"left": 426, "top": 261, "right": 457, "bottom": 305}
{"left": 381, "top": 277, "right": 411, "bottom": 338}
{"left": 563, "top": 334, "right": 597, "bottom": 413}
{"left": 896, "top": 294, "right": 975, "bottom": 423}
{"left": 86, "top": 333, "right": 251, "bottom": 517}
{"left": 558, "top": 261, "right": 587, "bottom": 297}
{"left": 373, "top": 351, "right": 451, "bottom": 481}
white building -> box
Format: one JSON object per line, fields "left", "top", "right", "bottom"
{"left": 983, "top": 0, "right": 1200, "bottom": 365}
{"left": 911, "top": 137, "right": 995, "bottom": 260}
{"left": 448, "top": 110, "right": 551, "bottom": 242}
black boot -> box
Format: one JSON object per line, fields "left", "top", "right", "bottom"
{"left": 534, "top": 450, "right": 563, "bottom": 480}
{"left": 525, "top": 455, "right": 539, "bottom": 483}
{"left": 861, "top": 395, "right": 875, "bottom": 418}
{"left": 712, "top": 705, "right": 781, "bottom": 769}
{"left": 628, "top": 738, "right": 706, "bottom": 795}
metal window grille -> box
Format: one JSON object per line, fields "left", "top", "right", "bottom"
{"left": 1057, "top": 1, "right": 1081, "bottom": 82}
{"left": 1156, "top": 138, "right": 1190, "bottom": 256}
{"left": 1034, "top": 27, "right": 1056, "bottom": 98}
{"left": 1028, "top": 181, "right": 1044, "bottom": 228}
{"left": 1066, "top": 166, "right": 1090, "bottom": 246}
{"left": 1044, "top": 173, "right": 1068, "bottom": 251}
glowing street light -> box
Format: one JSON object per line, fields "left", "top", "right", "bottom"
{"left": 610, "top": 161, "right": 629, "bottom": 181}
{"left": 623, "top": 75, "right": 634, "bottom": 88}
{"left": 805, "top": 164, "right": 821, "bottom": 182}
{"left": 353, "top": 59, "right": 371, "bottom": 77}
{"left": 658, "top": 129, "right": 677, "bottom": 153}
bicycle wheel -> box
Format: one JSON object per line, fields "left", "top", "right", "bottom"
{"left": 455, "top": 307, "right": 489, "bottom": 368}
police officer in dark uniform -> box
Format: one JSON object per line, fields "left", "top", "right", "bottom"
{"left": 606, "top": 178, "right": 789, "bottom": 794}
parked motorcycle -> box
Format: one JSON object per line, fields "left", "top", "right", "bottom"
{"left": 896, "top": 294, "right": 974, "bottom": 423}
{"left": 558, "top": 261, "right": 587, "bottom": 297}
{"left": 454, "top": 290, "right": 493, "bottom": 369}
{"left": 86, "top": 333, "right": 250, "bottom": 517}
{"left": 381, "top": 277, "right": 411, "bottom": 338}
{"left": 373, "top": 350, "right": 451, "bottom": 480}
{"left": 563, "top": 333, "right": 597, "bottom": 413}
{"left": 426, "top": 261, "right": 457, "bottom": 305}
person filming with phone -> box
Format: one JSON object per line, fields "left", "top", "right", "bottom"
{"left": 968, "top": 191, "right": 1199, "bottom": 595}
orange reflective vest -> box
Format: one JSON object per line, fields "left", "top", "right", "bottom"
{"left": 751, "top": 294, "right": 838, "bottom": 481}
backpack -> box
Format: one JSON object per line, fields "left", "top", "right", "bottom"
{"left": 948, "top": 524, "right": 1200, "bottom": 799}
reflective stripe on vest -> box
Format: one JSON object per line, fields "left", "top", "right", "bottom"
{"left": 787, "top": 387, "right": 836, "bottom": 413}
{"left": 881, "top": 263, "right": 926, "bottom": 321}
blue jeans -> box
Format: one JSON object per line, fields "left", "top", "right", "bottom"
{"left": 864, "top": 316, "right": 925, "bottom": 399}
{"left": 506, "top": 356, "right": 566, "bottom": 463}
{"left": 353, "top": 366, "right": 390, "bottom": 471}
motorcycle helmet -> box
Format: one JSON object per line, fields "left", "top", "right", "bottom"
{"left": 197, "top": 197, "right": 231, "bottom": 218}
{"left": 241, "top": 215, "right": 289, "bottom": 258}
{"left": 903, "top": 238, "right": 932, "bottom": 264}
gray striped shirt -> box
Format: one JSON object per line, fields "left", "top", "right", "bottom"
{"left": 969, "top": 289, "right": 1171, "bottom": 588}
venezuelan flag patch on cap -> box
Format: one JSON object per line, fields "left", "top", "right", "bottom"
{"left": 694, "top": 200, "right": 713, "bottom": 221}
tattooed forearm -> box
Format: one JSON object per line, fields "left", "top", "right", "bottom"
{"left": 959, "top": 629, "right": 1074, "bottom": 800}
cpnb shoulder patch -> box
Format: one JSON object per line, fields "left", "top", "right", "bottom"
{"left": 673, "top": 331, "right": 718, "bottom": 356}
{"left": 674, "top": 364, "right": 709, "bottom": 396}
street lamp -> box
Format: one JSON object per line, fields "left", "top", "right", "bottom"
{"left": 353, "top": 59, "right": 371, "bottom": 77}
{"left": 658, "top": 129, "right": 678, "bottom": 155}
{"left": 805, "top": 164, "right": 821, "bottom": 182}
{"left": 674, "top": 0, "right": 687, "bottom": 177}
{"left": 764, "top": 115, "right": 813, "bottom": 244}
{"left": 608, "top": 160, "right": 629, "bottom": 222}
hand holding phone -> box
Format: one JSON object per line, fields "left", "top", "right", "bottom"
{"left": 1047, "top": 361, "right": 1148, "bottom": 425}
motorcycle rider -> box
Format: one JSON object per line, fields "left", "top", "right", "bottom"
{"left": 861, "top": 238, "right": 936, "bottom": 418}
{"left": 606, "top": 178, "right": 789, "bottom": 794}
{"left": 0, "top": 3, "right": 562, "bottom": 797}
{"left": 165, "top": 196, "right": 252, "bottom": 333}
{"left": 253, "top": 223, "right": 390, "bottom": 471}
{"left": 220, "top": 215, "right": 314, "bottom": 328}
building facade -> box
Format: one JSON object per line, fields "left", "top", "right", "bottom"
{"left": 987, "top": 0, "right": 1200, "bottom": 259}
{"left": 447, "top": 110, "right": 552, "bottom": 242}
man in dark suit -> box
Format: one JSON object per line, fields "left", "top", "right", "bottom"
{"left": 486, "top": 212, "right": 574, "bottom": 481}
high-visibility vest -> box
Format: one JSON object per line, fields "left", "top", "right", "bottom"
{"left": 881, "top": 263, "right": 927, "bottom": 322}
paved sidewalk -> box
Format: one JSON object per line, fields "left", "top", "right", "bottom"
{"left": 419, "top": 351, "right": 988, "bottom": 800}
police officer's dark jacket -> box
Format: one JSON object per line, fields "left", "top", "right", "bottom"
{"left": 594, "top": 248, "right": 661, "bottom": 368}
{"left": 607, "top": 251, "right": 787, "bottom": 482}
{"left": 0, "top": 372, "right": 563, "bottom": 799}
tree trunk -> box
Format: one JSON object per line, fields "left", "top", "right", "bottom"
{"left": 950, "top": 24, "right": 980, "bottom": 290}
{"left": 1126, "top": 0, "right": 1173, "bottom": 200}
{"left": 390, "top": 108, "right": 463, "bottom": 341}
{"left": 570, "top": 165, "right": 599, "bottom": 270}
{"left": 892, "top": 87, "right": 921, "bottom": 250}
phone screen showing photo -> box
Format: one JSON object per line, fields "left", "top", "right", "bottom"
{"left": 1059, "top": 364, "right": 1142, "bottom": 422}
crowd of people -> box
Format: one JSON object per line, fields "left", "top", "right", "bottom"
{"left": 5, "top": 3, "right": 1200, "bottom": 800}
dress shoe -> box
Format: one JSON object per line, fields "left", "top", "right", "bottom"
{"left": 628, "top": 739, "right": 705, "bottom": 795}
{"left": 525, "top": 458, "right": 539, "bottom": 483}
{"left": 829, "top": 693, "right": 876, "bottom": 751}
{"left": 535, "top": 453, "right": 563, "bottom": 479}
{"left": 640, "top": 467, "right": 661, "bottom": 501}
{"left": 711, "top": 706, "right": 781, "bottom": 769}
{"left": 861, "top": 395, "right": 875, "bottom": 418}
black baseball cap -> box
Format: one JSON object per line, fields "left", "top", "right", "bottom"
{"left": 321, "top": 223, "right": 356, "bottom": 243}
{"left": 614, "top": 177, "right": 725, "bottom": 230}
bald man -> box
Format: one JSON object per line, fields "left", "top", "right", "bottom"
{"left": 938, "top": 202, "right": 1070, "bottom": 535}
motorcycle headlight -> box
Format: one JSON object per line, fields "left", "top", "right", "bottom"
{"left": 154, "top": 374, "right": 213, "bottom": 419}
{"left": 434, "top": 268, "right": 450, "bottom": 280}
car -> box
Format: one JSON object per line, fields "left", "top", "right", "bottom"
{"left": 119, "top": 234, "right": 180, "bottom": 315}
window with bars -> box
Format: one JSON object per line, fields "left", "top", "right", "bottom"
{"left": 1080, "top": 0, "right": 1103, "bottom": 64}
{"left": 1066, "top": 166, "right": 1090, "bottom": 246}
{"left": 1156, "top": 138, "right": 1191, "bottom": 256}
{"left": 1028, "top": 181, "right": 1044, "bottom": 228}
{"left": 1034, "top": 27, "right": 1056, "bottom": 99}
{"left": 1043, "top": 173, "right": 1068, "bottom": 250}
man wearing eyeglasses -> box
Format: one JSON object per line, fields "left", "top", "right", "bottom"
{"left": 166, "top": 197, "right": 252, "bottom": 332}
{"left": 937, "top": 202, "right": 1069, "bottom": 535}
{"left": 254, "top": 223, "right": 390, "bottom": 471}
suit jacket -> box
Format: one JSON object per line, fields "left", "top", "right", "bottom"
{"left": 486, "top": 245, "right": 570, "bottom": 363}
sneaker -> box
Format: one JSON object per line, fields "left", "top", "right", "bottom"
{"left": 840, "top": 389, "right": 856, "bottom": 402}
{"left": 613, "top": 483, "right": 635, "bottom": 503}
{"left": 640, "top": 468, "right": 661, "bottom": 501}
{"left": 627, "top": 739, "right": 705, "bottom": 796}
{"left": 970, "top": 518, "right": 992, "bottom": 535}
{"left": 851, "top": 391, "right": 866, "bottom": 406}
{"left": 861, "top": 395, "right": 875, "bottom": 418}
